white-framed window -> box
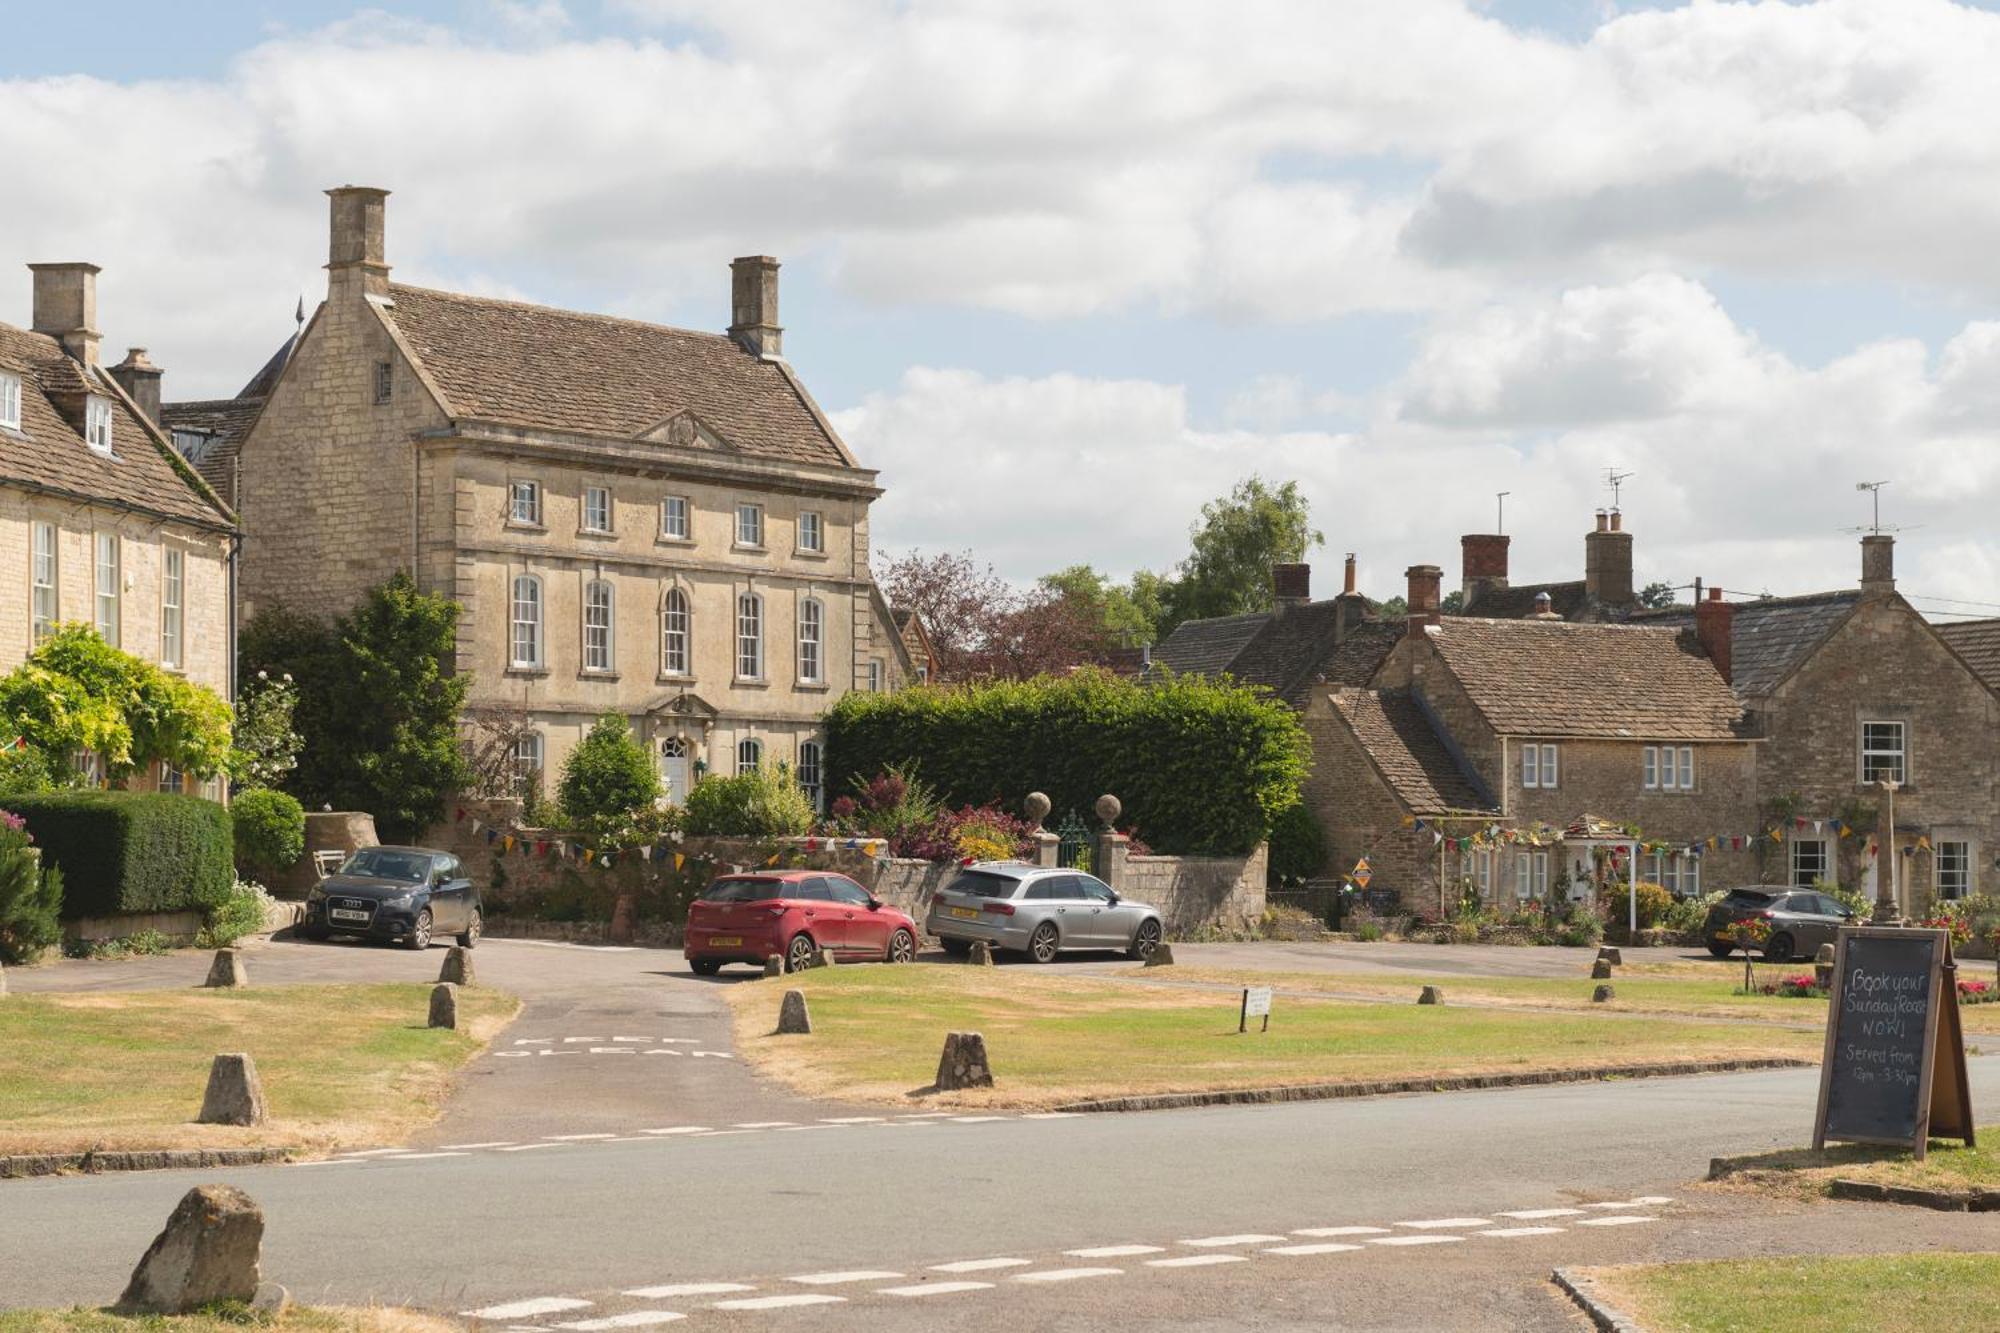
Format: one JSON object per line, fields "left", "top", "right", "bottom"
{"left": 93, "top": 532, "right": 119, "bottom": 646}
{"left": 1643, "top": 745, "right": 1695, "bottom": 791}
{"left": 159, "top": 761, "right": 184, "bottom": 795}
{"left": 160, "top": 548, "right": 183, "bottom": 669}
{"left": 1937, "top": 840, "right": 1971, "bottom": 900}
{"left": 798, "top": 510, "right": 824, "bottom": 554}
{"left": 867, "top": 658, "right": 884, "bottom": 692}
{"left": 1521, "top": 742, "right": 1558, "bottom": 789}
{"left": 583, "top": 579, "right": 615, "bottom": 673}
{"left": 1791, "top": 838, "right": 1829, "bottom": 889}
{"left": 798, "top": 740, "right": 823, "bottom": 808}
{"left": 514, "top": 732, "right": 544, "bottom": 787}
{"left": 510, "top": 574, "right": 543, "bottom": 669}
{"left": 1861, "top": 720, "right": 1906, "bottom": 784}
{"left": 736, "top": 592, "right": 764, "bottom": 679}
{"left": 30, "top": 520, "right": 56, "bottom": 644}
{"left": 1648, "top": 852, "right": 1702, "bottom": 896}
{"left": 508, "top": 479, "right": 542, "bottom": 526}
{"left": 797, "top": 597, "right": 823, "bottom": 683}
{"left": 1514, "top": 850, "right": 1549, "bottom": 899}
{"left": 85, "top": 395, "right": 113, "bottom": 453}
{"left": 735, "top": 503, "right": 764, "bottom": 549}
{"left": 1471, "top": 848, "right": 1494, "bottom": 898}
{"left": 661, "top": 495, "right": 690, "bottom": 541}
{"left": 582, "top": 485, "right": 612, "bottom": 534}
{"left": 661, "top": 587, "right": 691, "bottom": 676}
{"left": 737, "top": 736, "right": 762, "bottom": 775}
{"left": 0, "top": 371, "right": 20, "bottom": 431}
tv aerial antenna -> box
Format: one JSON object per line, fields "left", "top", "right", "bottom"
{"left": 1604, "top": 468, "right": 1634, "bottom": 511}
{"left": 1844, "top": 480, "right": 1918, "bottom": 537}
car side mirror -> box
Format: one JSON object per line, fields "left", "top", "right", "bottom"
{"left": 867, "top": 897, "right": 884, "bottom": 911}
{"left": 1107, "top": 892, "right": 1120, "bottom": 905}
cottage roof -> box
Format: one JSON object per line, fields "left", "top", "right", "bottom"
{"left": 1460, "top": 579, "right": 1592, "bottom": 621}
{"left": 1425, "top": 617, "right": 1743, "bottom": 740}
{"left": 1936, "top": 618, "right": 2000, "bottom": 692}
{"left": 0, "top": 321, "right": 231, "bottom": 529}
{"left": 378, "top": 284, "right": 853, "bottom": 468}
{"left": 1640, "top": 590, "right": 1861, "bottom": 698}
{"left": 1329, "top": 688, "right": 1497, "bottom": 815}
{"left": 1150, "top": 600, "right": 1399, "bottom": 706}
{"left": 161, "top": 395, "right": 264, "bottom": 500}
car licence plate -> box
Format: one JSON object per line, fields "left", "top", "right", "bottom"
{"left": 708, "top": 936, "right": 743, "bottom": 947}
{"left": 949, "top": 906, "right": 979, "bottom": 920}
{"left": 330, "top": 908, "right": 370, "bottom": 922}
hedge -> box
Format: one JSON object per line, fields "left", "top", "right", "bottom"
{"left": 8, "top": 791, "right": 234, "bottom": 920}
{"left": 822, "top": 669, "right": 1309, "bottom": 856}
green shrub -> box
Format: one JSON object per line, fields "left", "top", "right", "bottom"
{"left": 199, "top": 878, "right": 276, "bottom": 949}
{"left": 558, "top": 714, "right": 661, "bottom": 825}
{"left": 0, "top": 747, "right": 55, "bottom": 800}
{"left": 1267, "top": 802, "right": 1327, "bottom": 884}
{"left": 0, "top": 815, "right": 63, "bottom": 963}
{"left": 1818, "top": 879, "right": 1870, "bottom": 918}
{"left": 7, "top": 791, "right": 233, "bottom": 919}
{"left": 683, "top": 766, "right": 815, "bottom": 837}
{"left": 231, "top": 788, "right": 305, "bottom": 879}
{"left": 823, "top": 668, "right": 1309, "bottom": 856}
{"left": 1353, "top": 919, "right": 1385, "bottom": 942}
{"left": 1602, "top": 879, "right": 1673, "bottom": 931}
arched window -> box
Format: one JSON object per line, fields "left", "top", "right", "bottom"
{"left": 798, "top": 740, "right": 823, "bottom": 809}
{"left": 583, "top": 579, "right": 614, "bottom": 673}
{"left": 661, "top": 587, "right": 690, "bottom": 677}
{"left": 736, "top": 592, "right": 763, "bottom": 679}
{"left": 737, "top": 736, "right": 763, "bottom": 775}
{"left": 510, "top": 574, "right": 543, "bottom": 668}
{"left": 797, "top": 597, "right": 823, "bottom": 683}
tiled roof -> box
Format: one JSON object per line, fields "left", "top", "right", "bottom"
{"left": 0, "top": 322, "right": 230, "bottom": 529}
{"left": 1330, "top": 688, "right": 1496, "bottom": 814}
{"left": 162, "top": 396, "right": 265, "bottom": 504}
{"left": 381, "top": 284, "right": 852, "bottom": 468}
{"left": 1151, "top": 612, "right": 1268, "bottom": 677}
{"left": 1150, "top": 602, "right": 1399, "bottom": 705}
{"left": 1459, "top": 579, "right": 1591, "bottom": 620}
{"left": 1935, "top": 618, "right": 2000, "bottom": 692}
{"left": 1426, "top": 617, "right": 1743, "bottom": 739}
{"left": 1642, "top": 591, "right": 1860, "bottom": 698}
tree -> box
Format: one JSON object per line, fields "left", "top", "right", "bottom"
{"left": 1038, "top": 566, "right": 1162, "bottom": 646}
{"left": 1638, "top": 581, "right": 1678, "bottom": 610}
{"left": 881, "top": 550, "right": 1118, "bottom": 679}
{"left": 1159, "top": 476, "right": 1322, "bottom": 636}
{"left": 0, "top": 625, "right": 232, "bottom": 782}
{"left": 230, "top": 670, "right": 301, "bottom": 789}
{"left": 879, "top": 549, "right": 1017, "bottom": 679}
{"left": 559, "top": 713, "right": 660, "bottom": 825}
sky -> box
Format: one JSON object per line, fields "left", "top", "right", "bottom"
{"left": 5, "top": 0, "right": 2000, "bottom": 621}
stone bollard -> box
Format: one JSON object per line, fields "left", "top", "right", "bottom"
{"left": 1815, "top": 943, "right": 1836, "bottom": 989}
{"left": 776, "top": 989, "right": 812, "bottom": 1035}
{"left": 1143, "top": 943, "right": 1176, "bottom": 968}
{"left": 116, "top": 1185, "right": 265, "bottom": 1314}
{"left": 438, "top": 946, "right": 474, "bottom": 987}
{"left": 815, "top": 945, "right": 838, "bottom": 969}
{"left": 428, "top": 983, "right": 458, "bottom": 1030}
{"left": 762, "top": 954, "right": 786, "bottom": 978}
{"left": 935, "top": 1032, "right": 994, "bottom": 1091}
{"left": 197, "top": 1053, "right": 267, "bottom": 1127}
{"left": 203, "top": 949, "right": 248, "bottom": 989}
{"left": 1417, "top": 986, "right": 1444, "bottom": 1005}
{"left": 967, "top": 941, "right": 995, "bottom": 967}
{"left": 1597, "top": 946, "right": 1623, "bottom": 967}
{"left": 1592, "top": 984, "right": 1615, "bottom": 1003}
{"left": 1590, "top": 959, "right": 1613, "bottom": 980}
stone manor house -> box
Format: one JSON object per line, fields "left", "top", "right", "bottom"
{"left": 170, "top": 186, "right": 912, "bottom": 803}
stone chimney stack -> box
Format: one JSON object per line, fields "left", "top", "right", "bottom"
{"left": 1272, "top": 563, "right": 1311, "bottom": 612}
{"left": 729, "top": 255, "right": 783, "bottom": 359}
{"left": 1695, "top": 586, "right": 1734, "bottom": 685}
{"left": 110, "top": 348, "right": 163, "bottom": 424}
{"left": 28, "top": 262, "right": 102, "bottom": 366}
{"left": 1343, "top": 553, "right": 1357, "bottom": 597}
{"left": 326, "top": 186, "right": 391, "bottom": 300}
{"left": 1405, "top": 564, "right": 1442, "bottom": 641}
{"left": 1460, "top": 532, "right": 1510, "bottom": 609}
{"left": 1584, "top": 509, "right": 1635, "bottom": 606}
{"left": 1860, "top": 534, "right": 1895, "bottom": 601}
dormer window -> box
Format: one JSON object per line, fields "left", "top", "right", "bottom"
{"left": 0, "top": 372, "right": 20, "bottom": 431}
{"left": 85, "top": 395, "right": 113, "bottom": 453}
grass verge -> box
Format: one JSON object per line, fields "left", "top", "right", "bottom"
{"left": 725, "top": 965, "right": 1821, "bottom": 1108}
{"left": 1583, "top": 1253, "right": 2000, "bottom": 1332}
{"left": 1709, "top": 1127, "right": 1999, "bottom": 1198}
{"left": 0, "top": 984, "right": 519, "bottom": 1156}
{"left": 0, "top": 1309, "right": 459, "bottom": 1333}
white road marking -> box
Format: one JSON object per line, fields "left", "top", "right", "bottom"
{"left": 1293, "top": 1226, "right": 1389, "bottom": 1237}
{"left": 588, "top": 1048, "right": 637, "bottom": 1055}
{"left": 1013, "top": 1267, "right": 1124, "bottom": 1283}
{"left": 820, "top": 1117, "right": 886, "bottom": 1124}
{"left": 733, "top": 1121, "right": 796, "bottom": 1129}
{"left": 931, "top": 1258, "right": 1033, "bottom": 1273}
{"left": 1630, "top": 1195, "right": 1676, "bottom": 1205}
{"left": 621, "top": 1284, "right": 755, "bottom": 1299}
{"left": 492, "top": 1052, "right": 532, "bottom": 1059}
{"left": 1576, "top": 1215, "right": 1656, "bottom": 1227}
{"left": 389, "top": 1151, "right": 470, "bottom": 1160}
{"left": 513, "top": 1039, "right": 554, "bottom": 1046}
{"left": 1180, "top": 1234, "right": 1287, "bottom": 1247}
{"left": 643, "top": 1051, "right": 685, "bottom": 1057}
{"left": 690, "top": 1130, "right": 753, "bottom": 1137}
{"left": 537, "top": 1051, "right": 583, "bottom": 1057}
{"left": 877, "top": 1282, "right": 995, "bottom": 1297}
{"left": 786, "top": 1270, "right": 905, "bottom": 1286}
{"left": 506, "top": 940, "right": 638, "bottom": 953}
{"left": 496, "top": 1142, "right": 574, "bottom": 1152}
{"left": 878, "top": 1118, "right": 937, "bottom": 1127}
{"left": 562, "top": 1037, "right": 603, "bottom": 1044}
{"left": 1477, "top": 1227, "right": 1566, "bottom": 1238}
{"left": 339, "top": 1148, "right": 414, "bottom": 1157}
{"left": 462, "top": 1298, "right": 594, "bottom": 1320}
{"left": 1147, "top": 1255, "right": 1248, "bottom": 1269}
{"left": 689, "top": 1051, "right": 733, "bottom": 1059}
{"left": 897, "top": 1112, "right": 954, "bottom": 1119}
{"left": 1395, "top": 1217, "right": 1490, "bottom": 1229}
{"left": 643, "top": 1127, "right": 711, "bottom": 1136}
{"left": 1368, "top": 1236, "right": 1464, "bottom": 1247}
{"left": 1066, "top": 1245, "right": 1164, "bottom": 1258}
{"left": 947, "top": 1115, "right": 1008, "bottom": 1123}
{"left": 612, "top": 1037, "right": 651, "bottom": 1043}
{"left": 1496, "top": 1209, "right": 1584, "bottom": 1220}
{"left": 293, "top": 1158, "right": 364, "bottom": 1166}
{"left": 601, "top": 1137, "right": 664, "bottom": 1144}
{"left": 554, "top": 1313, "right": 686, "bottom": 1330}
{"left": 544, "top": 1134, "right": 618, "bottom": 1141}
{"left": 440, "top": 1141, "right": 516, "bottom": 1150}
{"left": 773, "top": 1125, "right": 837, "bottom": 1132}
{"left": 712, "top": 1295, "right": 845, "bottom": 1311}
{"left": 1586, "top": 1200, "right": 1650, "bottom": 1210}
{"left": 1264, "top": 1243, "right": 1363, "bottom": 1256}
{"left": 1021, "top": 1112, "right": 1082, "bottom": 1119}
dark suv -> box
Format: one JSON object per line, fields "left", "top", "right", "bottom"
{"left": 1703, "top": 887, "right": 1855, "bottom": 962}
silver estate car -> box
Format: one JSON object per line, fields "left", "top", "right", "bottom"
{"left": 926, "top": 862, "right": 1164, "bottom": 963}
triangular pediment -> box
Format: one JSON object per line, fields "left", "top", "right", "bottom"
{"left": 636, "top": 408, "right": 734, "bottom": 452}
{"left": 646, "top": 689, "right": 720, "bottom": 720}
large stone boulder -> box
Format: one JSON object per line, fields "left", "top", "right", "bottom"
{"left": 438, "top": 946, "right": 474, "bottom": 987}
{"left": 197, "top": 1054, "right": 267, "bottom": 1127}
{"left": 429, "top": 983, "right": 459, "bottom": 1030}
{"left": 935, "top": 1032, "right": 994, "bottom": 1091}
{"left": 204, "top": 949, "right": 248, "bottom": 989}
{"left": 776, "top": 989, "right": 812, "bottom": 1035}
{"left": 117, "top": 1185, "right": 264, "bottom": 1313}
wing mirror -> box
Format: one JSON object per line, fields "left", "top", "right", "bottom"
{"left": 867, "top": 897, "right": 884, "bottom": 911}
{"left": 1107, "top": 892, "right": 1121, "bottom": 906}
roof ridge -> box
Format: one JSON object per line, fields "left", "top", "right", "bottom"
{"left": 387, "top": 281, "right": 742, "bottom": 349}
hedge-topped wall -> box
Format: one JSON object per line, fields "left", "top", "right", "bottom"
{"left": 823, "top": 670, "right": 1310, "bottom": 856}
{"left": 8, "top": 792, "right": 234, "bottom": 920}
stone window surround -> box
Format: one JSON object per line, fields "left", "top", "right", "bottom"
{"left": 506, "top": 478, "right": 545, "bottom": 530}
{"left": 796, "top": 509, "right": 826, "bottom": 557}
{"left": 734, "top": 501, "right": 766, "bottom": 551}
{"left": 93, "top": 529, "right": 121, "bottom": 647}
{"left": 735, "top": 586, "right": 766, "bottom": 683}
{"left": 1648, "top": 850, "right": 1701, "bottom": 895}
{"left": 509, "top": 571, "right": 545, "bottom": 671}
{"left": 1789, "top": 836, "right": 1829, "bottom": 888}
{"left": 736, "top": 735, "right": 763, "bottom": 775}
{"left": 659, "top": 581, "right": 693, "bottom": 681}
{"left": 796, "top": 593, "right": 825, "bottom": 686}
{"left": 372, "top": 360, "right": 394, "bottom": 405}
{"left": 514, "top": 731, "right": 544, "bottom": 784}
{"left": 1858, "top": 716, "right": 1909, "bottom": 787}
{"left": 798, "top": 738, "right": 824, "bottom": 808}
{"left": 85, "top": 394, "right": 114, "bottom": 454}
{"left": 1520, "top": 741, "right": 1559, "bottom": 790}
{"left": 1935, "top": 835, "right": 1974, "bottom": 900}
{"left": 660, "top": 494, "right": 693, "bottom": 544}
{"left": 580, "top": 484, "right": 615, "bottom": 536}
{"left": 160, "top": 544, "right": 186, "bottom": 673}
{"left": 581, "top": 575, "right": 617, "bottom": 676}
{"left": 29, "top": 516, "right": 58, "bottom": 648}
{"left": 1513, "top": 848, "right": 1550, "bottom": 898}
{"left": 1642, "top": 744, "right": 1695, "bottom": 793}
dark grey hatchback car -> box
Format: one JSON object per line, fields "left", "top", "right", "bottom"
{"left": 1702, "top": 886, "right": 1855, "bottom": 962}
{"left": 301, "top": 846, "right": 481, "bottom": 951}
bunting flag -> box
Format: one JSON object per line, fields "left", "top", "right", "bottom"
{"left": 535, "top": 840, "right": 548, "bottom": 857}
{"left": 765, "top": 853, "right": 780, "bottom": 866}
{"left": 805, "top": 836, "right": 820, "bottom": 851}
{"left": 674, "top": 853, "right": 685, "bottom": 871}
{"left": 1770, "top": 828, "right": 1785, "bottom": 843}
{"left": 1901, "top": 844, "right": 1916, "bottom": 857}
{"left": 602, "top": 854, "right": 615, "bottom": 871}
{"left": 501, "top": 835, "right": 514, "bottom": 854}
{"left": 1401, "top": 815, "right": 1417, "bottom": 829}
{"left": 454, "top": 807, "right": 467, "bottom": 823}
{"left": 1918, "top": 835, "right": 1933, "bottom": 851}
{"left": 485, "top": 828, "right": 498, "bottom": 844}
{"left": 1812, "top": 820, "right": 1824, "bottom": 834}
{"left": 1795, "top": 816, "right": 1808, "bottom": 831}
{"left": 583, "top": 848, "right": 595, "bottom": 865}
{"left": 469, "top": 817, "right": 483, "bottom": 834}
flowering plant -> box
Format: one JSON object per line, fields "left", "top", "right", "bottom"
{"left": 1958, "top": 979, "right": 1996, "bottom": 1005}
{"left": 1919, "top": 914, "right": 1973, "bottom": 947}
{"left": 1730, "top": 917, "right": 1771, "bottom": 947}
{"left": 1775, "top": 973, "right": 1826, "bottom": 998}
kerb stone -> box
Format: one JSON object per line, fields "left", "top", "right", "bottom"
{"left": 762, "top": 954, "right": 785, "bottom": 978}
{"left": 197, "top": 1054, "right": 266, "bottom": 1127}
{"left": 1597, "top": 946, "right": 1623, "bottom": 966}
{"left": 1590, "top": 959, "right": 1613, "bottom": 980}
{"left": 117, "top": 1185, "right": 265, "bottom": 1314}
{"left": 1592, "top": 984, "right": 1616, "bottom": 1003}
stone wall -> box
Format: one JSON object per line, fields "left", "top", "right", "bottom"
{"left": 267, "top": 811, "right": 380, "bottom": 898}
{"left": 1117, "top": 844, "right": 1268, "bottom": 935}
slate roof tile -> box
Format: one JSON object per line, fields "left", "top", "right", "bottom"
{"left": 1330, "top": 688, "right": 1496, "bottom": 815}
{"left": 1150, "top": 603, "right": 1400, "bottom": 705}
{"left": 1640, "top": 591, "right": 1860, "bottom": 698}
{"left": 1935, "top": 618, "right": 2000, "bottom": 693}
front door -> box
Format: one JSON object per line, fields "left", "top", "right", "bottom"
{"left": 661, "top": 738, "right": 692, "bottom": 806}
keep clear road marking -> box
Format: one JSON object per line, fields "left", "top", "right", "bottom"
{"left": 932, "top": 1258, "right": 1033, "bottom": 1273}
{"left": 1576, "top": 1216, "right": 1657, "bottom": 1228}
{"left": 1478, "top": 1227, "right": 1567, "bottom": 1238}
{"left": 1148, "top": 1255, "right": 1249, "bottom": 1269}
{"left": 463, "top": 1298, "right": 594, "bottom": 1320}
{"left": 1368, "top": 1235, "right": 1465, "bottom": 1247}
{"left": 1497, "top": 1209, "right": 1584, "bottom": 1220}
{"left": 1265, "top": 1243, "right": 1364, "bottom": 1257}
{"left": 1014, "top": 1268, "right": 1125, "bottom": 1284}
{"left": 878, "top": 1282, "right": 995, "bottom": 1298}
{"left": 1293, "top": 1226, "right": 1389, "bottom": 1237}
{"left": 621, "top": 1284, "right": 754, "bottom": 1300}
{"left": 1180, "top": 1234, "right": 1287, "bottom": 1247}
{"left": 786, "top": 1271, "right": 905, "bottom": 1286}
{"left": 1066, "top": 1245, "right": 1165, "bottom": 1258}
{"left": 554, "top": 1313, "right": 686, "bottom": 1330}
{"left": 1395, "top": 1218, "right": 1490, "bottom": 1230}
{"left": 712, "top": 1295, "right": 845, "bottom": 1311}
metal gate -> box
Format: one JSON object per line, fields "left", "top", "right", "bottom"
{"left": 1054, "top": 811, "right": 1091, "bottom": 869}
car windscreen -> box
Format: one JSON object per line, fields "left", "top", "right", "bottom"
{"left": 701, "top": 877, "right": 784, "bottom": 903}
{"left": 339, "top": 849, "right": 429, "bottom": 882}
{"left": 942, "top": 871, "right": 1021, "bottom": 899}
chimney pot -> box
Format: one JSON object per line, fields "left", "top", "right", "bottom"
{"left": 1343, "top": 553, "right": 1357, "bottom": 596}
{"left": 1696, "top": 583, "right": 1734, "bottom": 685}
{"left": 1404, "top": 563, "right": 1443, "bottom": 640}
{"left": 110, "top": 347, "right": 164, "bottom": 425}
{"left": 27, "top": 262, "right": 102, "bottom": 366}
{"left": 1610, "top": 509, "right": 1623, "bottom": 532}
{"left": 1595, "top": 509, "right": 1609, "bottom": 533}
{"left": 729, "top": 255, "right": 783, "bottom": 359}
{"left": 326, "top": 186, "right": 391, "bottom": 299}
{"left": 1272, "top": 562, "right": 1311, "bottom": 610}
{"left": 1860, "top": 534, "right": 1895, "bottom": 598}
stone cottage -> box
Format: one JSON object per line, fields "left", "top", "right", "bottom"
{"left": 202, "top": 186, "right": 910, "bottom": 803}
{"left": 0, "top": 262, "right": 237, "bottom": 793}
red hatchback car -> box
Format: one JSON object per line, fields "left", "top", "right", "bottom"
{"left": 683, "top": 870, "right": 920, "bottom": 975}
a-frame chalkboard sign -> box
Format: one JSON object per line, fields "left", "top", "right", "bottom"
{"left": 1813, "top": 926, "right": 1975, "bottom": 1161}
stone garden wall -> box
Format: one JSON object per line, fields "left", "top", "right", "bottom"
{"left": 1117, "top": 844, "right": 1269, "bottom": 935}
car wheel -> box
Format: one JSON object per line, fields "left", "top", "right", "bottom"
{"left": 1127, "top": 918, "right": 1162, "bottom": 960}
{"left": 939, "top": 937, "right": 972, "bottom": 958}
{"left": 456, "top": 909, "right": 482, "bottom": 949}
{"left": 1028, "top": 921, "right": 1060, "bottom": 964}
{"left": 1706, "top": 942, "right": 1734, "bottom": 958}
{"left": 690, "top": 959, "right": 721, "bottom": 977}
{"left": 1763, "top": 932, "right": 1794, "bottom": 963}
{"left": 404, "top": 909, "right": 433, "bottom": 951}
{"left": 887, "top": 928, "right": 916, "bottom": 963}
{"left": 787, "top": 932, "right": 818, "bottom": 972}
